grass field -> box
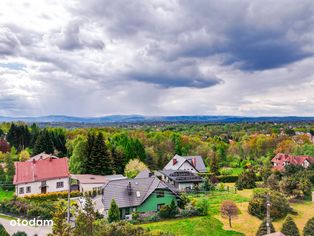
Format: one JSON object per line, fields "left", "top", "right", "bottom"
{"left": 0, "top": 189, "right": 14, "bottom": 201}
{"left": 141, "top": 216, "right": 244, "bottom": 236}
{"left": 143, "top": 187, "right": 314, "bottom": 236}
{"left": 216, "top": 188, "right": 314, "bottom": 236}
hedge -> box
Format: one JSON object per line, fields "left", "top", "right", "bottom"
{"left": 216, "top": 175, "right": 239, "bottom": 183}
{"left": 24, "top": 191, "right": 82, "bottom": 201}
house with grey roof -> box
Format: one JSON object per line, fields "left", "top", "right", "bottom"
{"left": 163, "top": 154, "right": 207, "bottom": 173}
{"left": 157, "top": 170, "right": 203, "bottom": 192}
{"left": 135, "top": 170, "right": 154, "bottom": 178}
{"left": 101, "top": 177, "right": 178, "bottom": 220}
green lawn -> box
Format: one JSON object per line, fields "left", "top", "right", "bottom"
{"left": 141, "top": 216, "right": 244, "bottom": 236}
{"left": 0, "top": 189, "right": 14, "bottom": 201}
{"left": 189, "top": 191, "right": 250, "bottom": 214}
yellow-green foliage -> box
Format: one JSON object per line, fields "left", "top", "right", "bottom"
{"left": 24, "top": 190, "right": 81, "bottom": 201}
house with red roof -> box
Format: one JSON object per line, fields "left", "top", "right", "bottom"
{"left": 13, "top": 157, "right": 70, "bottom": 197}
{"left": 271, "top": 153, "right": 314, "bottom": 171}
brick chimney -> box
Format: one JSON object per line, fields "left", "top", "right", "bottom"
{"left": 173, "top": 158, "right": 177, "bottom": 165}
{"left": 127, "top": 182, "right": 132, "bottom": 196}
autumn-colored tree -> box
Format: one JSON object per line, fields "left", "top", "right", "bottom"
{"left": 220, "top": 200, "right": 239, "bottom": 228}
{"left": 274, "top": 139, "right": 296, "bottom": 154}
{"left": 0, "top": 139, "right": 10, "bottom": 153}
{"left": 124, "top": 159, "right": 148, "bottom": 178}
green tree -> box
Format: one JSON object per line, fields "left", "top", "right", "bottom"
{"left": 33, "top": 129, "right": 54, "bottom": 155}
{"left": 69, "top": 136, "right": 87, "bottom": 174}
{"left": 303, "top": 217, "right": 314, "bottom": 236}
{"left": 0, "top": 165, "right": 5, "bottom": 184}
{"left": 108, "top": 199, "right": 120, "bottom": 223}
{"left": 256, "top": 219, "right": 275, "bottom": 236}
{"left": 4, "top": 154, "right": 15, "bottom": 184}
{"left": 209, "top": 153, "right": 219, "bottom": 175}
{"left": 88, "top": 132, "right": 113, "bottom": 175}
{"left": 248, "top": 190, "right": 291, "bottom": 220}
{"left": 236, "top": 169, "right": 256, "bottom": 190}
{"left": 281, "top": 216, "right": 300, "bottom": 236}
{"left": 52, "top": 201, "right": 71, "bottom": 236}
{"left": 73, "top": 197, "right": 96, "bottom": 236}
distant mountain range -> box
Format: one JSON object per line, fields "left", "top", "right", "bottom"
{"left": 1, "top": 115, "right": 314, "bottom": 124}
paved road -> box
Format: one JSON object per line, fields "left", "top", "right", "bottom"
{"left": 0, "top": 218, "right": 52, "bottom": 236}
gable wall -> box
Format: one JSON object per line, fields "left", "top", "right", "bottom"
{"left": 137, "top": 190, "right": 177, "bottom": 212}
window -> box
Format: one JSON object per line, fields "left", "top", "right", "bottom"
{"left": 19, "top": 187, "right": 24, "bottom": 194}
{"left": 156, "top": 190, "right": 164, "bottom": 198}
{"left": 157, "top": 204, "right": 165, "bottom": 211}
{"left": 26, "top": 186, "right": 31, "bottom": 193}
{"left": 56, "top": 181, "right": 64, "bottom": 188}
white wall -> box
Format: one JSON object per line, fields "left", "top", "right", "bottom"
{"left": 16, "top": 177, "right": 70, "bottom": 197}
{"left": 79, "top": 183, "right": 103, "bottom": 193}
{"left": 178, "top": 182, "right": 196, "bottom": 191}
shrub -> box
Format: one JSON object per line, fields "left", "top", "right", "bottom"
{"left": 281, "top": 216, "right": 300, "bottom": 236}
{"left": 12, "top": 232, "right": 27, "bottom": 236}
{"left": 24, "top": 191, "right": 82, "bottom": 201}
{"left": 303, "top": 217, "right": 314, "bottom": 236}
{"left": 158, "top": 200, "right": 178, "bottom": 219}
{"left": 216, "top": 175, "right": 239, "bottom": 183}
{"left": 195, "top": 198, "right": 209, "bottom": 216}
{"left": 235, "top": 170, "right": 256, "bottom": 190}
{"left": 248, "top": 189, "right": 291, "bottom": 220}
{"left": 256, "top": 219, "right": 275, "bottom": 236}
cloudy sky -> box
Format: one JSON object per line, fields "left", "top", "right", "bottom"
{"left": 1, "top": 0, "right": 314, "bottom": 117}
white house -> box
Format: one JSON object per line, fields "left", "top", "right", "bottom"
{"left": 163, "top": 154, "right": 207, "bottom": 173}
{"left": 70, "top": 174, "right": 126, "bottom": 193}
{"left": 13, "top": 157, "right": 70, "bottom": 197}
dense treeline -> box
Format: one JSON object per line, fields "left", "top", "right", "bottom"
{"left": 1, "top": 122, "right": 314, "bottom": 178}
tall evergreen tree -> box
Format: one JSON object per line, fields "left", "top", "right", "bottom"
{"left": 88, "top": 133, "right": 113, "bottom": 175}
{"left": 33, "top": 129, "right": 54, "bottom": 155}
{"left": 304, "top": 217, "right": 314, "bottom": 236}
{"left": 30, "top": 123, "right": 40, "bottom": 148}
{"left": 6, "top": 123, "right": 31, "bottom": 151}
{"left": 256, "top": 219, "right": 275, "bottom": 236}
{"left": 51, "top": 128, "right": 67, "bottom": 157}
{"left": 111, "top": 146, "right": 125, "bottom": 174}
{"left": 281, "top": 216, "right": 300, "bottom": 236}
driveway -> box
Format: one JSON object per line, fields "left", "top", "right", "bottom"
{"left": 0, "top": 217, "right": 52, "bottom": 236}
